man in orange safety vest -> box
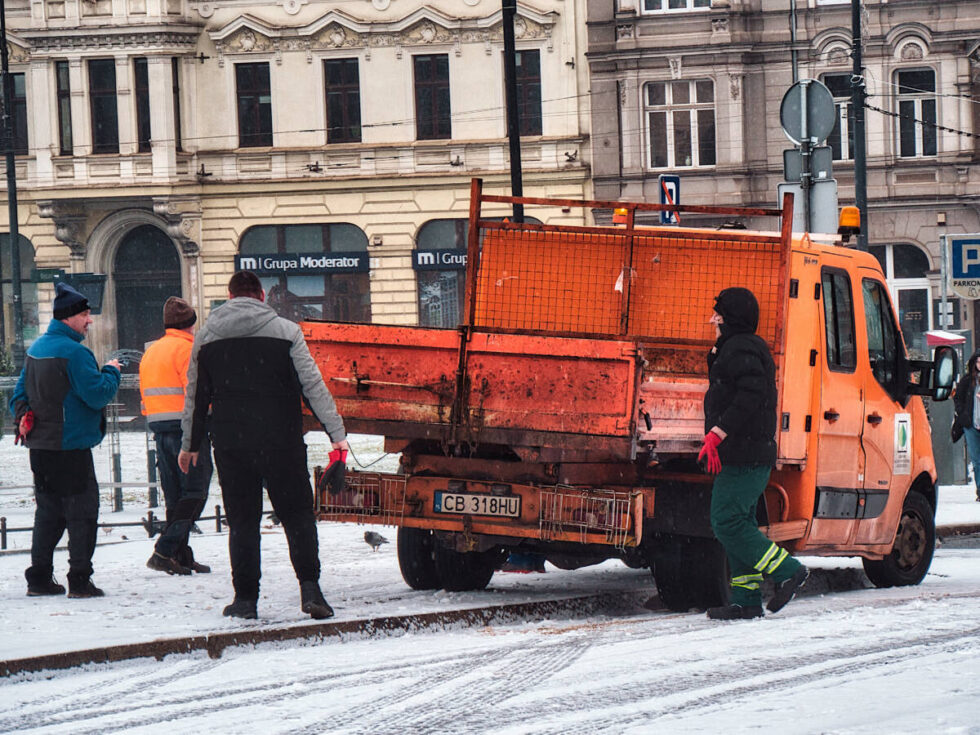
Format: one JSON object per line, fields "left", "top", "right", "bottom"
{"left": 140, "top": 297, "right": 213, "bottom": 576}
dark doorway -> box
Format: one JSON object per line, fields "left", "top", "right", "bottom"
{"left": 113, "top": 225, "right": 181, "bottom": 419}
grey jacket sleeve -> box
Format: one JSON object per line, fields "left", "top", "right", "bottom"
{"left": 289, "top": 325, "right": 347, "bottom": 442}
{"left": 180, "top": 331, "right": 205, "bottom": 452}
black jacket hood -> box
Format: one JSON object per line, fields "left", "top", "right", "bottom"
{"left": 714, "top": 287, "right": 759, "bottom": 338}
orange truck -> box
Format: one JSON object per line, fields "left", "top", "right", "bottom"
{"left": 302, "top": 179, "right": 956, "bottom": 611}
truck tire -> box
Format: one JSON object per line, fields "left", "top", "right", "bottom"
{"left": 397, "top": 527, "right": 440, "bottom": 590}
{"left": 651, "top": 534, "right": 728, "bottom": 612}
{"left": 433, "top": 544, "right": 496, "bottom": 592}
{"left": 862, "top": 490, "right": 935, "bottom": 588}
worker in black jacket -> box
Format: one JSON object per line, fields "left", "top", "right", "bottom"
{"left": 178, "top": 271, "right": 349, "bottom": 621}
{"left": 951, "top": 347, "right": 980, "bottom": 502}
{"left": 699, "top": 287, "right": 808, "bottom": 620}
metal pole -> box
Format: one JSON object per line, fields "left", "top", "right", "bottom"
{"left": 501, "top": 0, "right": 524, "bottom": 223}
{"left": 940, "top": 232, "right": 948, "bottom": 331}
{"left": 851, "top": 0, "right": 869, "bottom": 251}
{"left": 800, "top": 80, "right": 811, "bottom": 232}
{"left": 789, "top": 0, "right": 798, "bottom": 83}
{"left": 0, "top": 1, "right": 24, "bottom": 365}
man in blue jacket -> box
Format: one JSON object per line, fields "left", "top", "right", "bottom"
{"left": 10, "top": 282, "right": 121, "bottom": 598}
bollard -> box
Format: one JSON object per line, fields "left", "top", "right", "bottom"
{"left": 147, "top": 448, "right": 158, "bottom": 508}
{"left": 1, "top": 517, "right": 6, "bottom": 550}
{"left": 215, "top": 504, "right": 223, "bottom": 532}
{"left": 112, "top": 452, "right": 123, "bottom": 512}
{"left": 146, "top": 510, "right": 156, "bottom": 538}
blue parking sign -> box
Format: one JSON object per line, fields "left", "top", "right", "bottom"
{"left": 658, "top": 174, "right": 680, "bottom": 225}
{"left": 949, "top": 234, "right": 980, "bottom": 300}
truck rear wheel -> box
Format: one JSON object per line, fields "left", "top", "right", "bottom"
{"left": 862, "top": 490, "right": 935, "bottom": 588}
{"left": 650, "top": 534, "right": 728, "bottom": 612}
{"left": 433, "top": 544, "right": 496, "bottom": 592}
{"left": 397, "top": 527, "right": 440, "bottom": 590}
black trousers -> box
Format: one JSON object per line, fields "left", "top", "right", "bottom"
{"left": 213, "top": 445, "right": 320, "bottom": 600}
{"left": 153, "top": 428, "right": 212, "bottom": 561}
{"left": 27, "top": 448, "right": 100, "bottom": 585}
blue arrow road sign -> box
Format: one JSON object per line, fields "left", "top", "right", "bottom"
{"left": 658, "top": 174, "right": 680, "bottom": 225}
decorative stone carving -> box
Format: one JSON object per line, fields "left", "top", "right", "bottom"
{"left": 152, "top": 197, "right": 202, "bottom": 257}
{"left": 711, "top": 18, "right": 729, "bottom": 34}
{"left": 729, "top": 73, "right": 742, "bottom": 101}
{"left": 37, "top": 200, "right": 88, "bottom": 260}
{"left": 372, "top": 0, "right": 391, "bottom": 9}
{"left": 900, "top": 42, "right": 925, "bottom": 61}
{"left": 669, "top": 57, "right": 682, "bottom": 80}
{"left": 24, "top": 31, "right": 198, "bottom": 54}
{"left": 279, "top": 0, "right": 306, "bottom": 15}
{"left": 617, "top": 24, "right": 634, "bottom": 41}
{"left": 827, "top": 45, "right": 850, "bottom": 66}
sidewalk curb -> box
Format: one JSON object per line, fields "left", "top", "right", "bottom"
{"left": 0, "top": 591, "right": 647, "bottom": 678}
{"left": 937, "top": 523, "right": 980, "bottom": 537}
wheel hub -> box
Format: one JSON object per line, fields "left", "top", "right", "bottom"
{"left": 893, "top": 511, "right": 926, "bottom": 571}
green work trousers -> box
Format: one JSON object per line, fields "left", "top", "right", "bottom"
{"left": 710, "top": 464, "right": 803, "bottom": 606}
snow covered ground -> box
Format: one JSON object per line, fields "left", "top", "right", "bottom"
{"left": 1, "top": 432, "right": 979, "bottom": 733}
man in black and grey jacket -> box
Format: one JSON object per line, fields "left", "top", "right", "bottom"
{"left": 178, "top": 270, "right": 349, "bottom": 620}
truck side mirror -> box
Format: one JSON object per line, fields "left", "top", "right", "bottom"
{"left": 931, "top": 346, "right": 957, "bottom": 401}
{"left": 906, "top": 345, "right": 958, "bottom": 401}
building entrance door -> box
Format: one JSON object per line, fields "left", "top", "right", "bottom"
{"left": 113, "top": 225, "right": 181, "bottom": 354}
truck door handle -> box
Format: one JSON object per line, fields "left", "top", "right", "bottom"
{"left": 823, "top": 410, "right": 840, "bottom": 422}
{"left": 867, "top": 413, "right": 883, "bottom": 426}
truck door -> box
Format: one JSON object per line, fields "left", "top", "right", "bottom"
{"left": 858, "top": 277, "right": 907, "bottom": 543}
{"left": 811, "top": 267, "right": 863, "bottom": 545}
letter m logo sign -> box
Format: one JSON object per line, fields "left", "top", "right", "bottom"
{"left": 416, "top": 252, "right": 435, "bottom": 266}
{"left": 238, "top": 257, "right": 257, "bottom": 270}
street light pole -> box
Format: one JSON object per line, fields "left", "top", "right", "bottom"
{"left": 850, "top": 0, "right": 869, "bottom": 251}
{"left": 502, "top": 0, "right": 524, "bottom": 223}
{"left": 0, "top": 1, "right": 24, "bottom": 365}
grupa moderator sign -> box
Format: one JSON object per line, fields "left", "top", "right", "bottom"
{"left": 949, "top": 234, "right": 980, "bottom": 300}
{"left": 235, "top": 252, "right": 368, "bottom": 275}
{"left": 413, "top": 248, "right": 467, "bottom": 271}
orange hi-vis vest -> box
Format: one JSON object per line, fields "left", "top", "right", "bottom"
{"left": 139, "top": 328, "right": 193, "bottom": 424}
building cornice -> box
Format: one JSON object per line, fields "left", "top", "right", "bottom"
{"left": 18, "top": 26, "right": 202, "bottom": 56}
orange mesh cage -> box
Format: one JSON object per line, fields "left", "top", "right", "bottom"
{"left": 471, "top": 224, "right": 785, "bottom": 350}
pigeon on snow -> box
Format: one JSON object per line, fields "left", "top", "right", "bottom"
{"left": 364, "top": 531, "right": 389, "bottom": 551}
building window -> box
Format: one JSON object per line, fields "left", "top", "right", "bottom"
{"left": 239, "top": 224, "right": 371, "bottom": 323}
{"left": 822, "top": 73, "right": 853, "bottom": 161}
{"left": 645, "top": 80, "right": 715, "bottom": 169}
{"left": 133, "top": 58, "right": 151, "bottom": 153}
{"left": 6, "top": 73, "right": 28, "bottom": 156}
{"left": 895, "top": 69, "right": 936, "bottom": 158}
{"left": 236, "top": 62, "right": 272, "bottom": 148}
{"left": 0, "top": 234, "right": 39, "bottom": 349}
{"left": 515, "top": 50, "right": 542, "bottom": 136}
{"left": 172, "top": 58, "right": 182, "bottom": 151}
{"left": 324, "top": 58, "right": 361, "bottom": 144}
{"left": 642, "top": 0, "right": 711, "bottom": 11}
{"left": 414, "top": 54, "right": 451, "bottom": 140}
{"left": 88, "top": 59, "right": 118, "bottom": 154}
{"left": 56, "top": 61, "right": 73, "bottom": 155}
{"left": 869, "top": 243, "right": 932, "bottom": 359}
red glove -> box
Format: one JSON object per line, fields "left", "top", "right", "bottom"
{"left": 698, "top": 431, "right": 722, "bottom": 474}
{"left": 14, "top": 410, "right": 34, "bottom": 446}
{"left": 318, "top": 449, "right": 348, "bottom": 496}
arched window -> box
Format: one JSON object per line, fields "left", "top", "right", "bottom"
{"left": 869, "top": 243, "right": 934, "bottom": 359}
{"left": 1, "top": 234, "right": 38, "bottom": 354}
{"left": 239, "top": 223, "right": 370, "bottom": 323}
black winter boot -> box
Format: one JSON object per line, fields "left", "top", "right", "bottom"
{"left": 223, "top": 598, "right": 258, "bottom": 619}
{"left": 67, "top": 578, "right": 105, "bottom": 598}
{"left": 25, "top": 568, "right": 66, "bottom": 596}
{"left": 146, "top": 552, "right": 192, "bottom": 576}
{"left": 178, "top": 546, "right": 211, "bottom": 574}
{"left": 767, "top": 566, "right": 809, "bottom": 613}
{"left": 706, "top": 604, "right": 764, "bottom": 620}
{"left": 300, "top": 581, "right": 334, "bottom": 620}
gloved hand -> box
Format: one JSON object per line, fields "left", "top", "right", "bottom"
{"left": 698, "top": 431, "right": 722, "bottom": 474}
{"left": 318, "top": 448, "right": 348, "bottom": 496}
{"left": 14, "top": 410, "right": 34, "bottom": 446}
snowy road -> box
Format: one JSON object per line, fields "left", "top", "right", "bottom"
{"left": 3, "top": 546, "right": 980, "bottom": 734}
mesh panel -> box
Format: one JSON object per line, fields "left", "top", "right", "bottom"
{"left": 472, "top": 224, "right": 783, "bottom": 348}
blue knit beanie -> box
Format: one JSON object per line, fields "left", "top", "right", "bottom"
{"left": 53, "top": 282, "right": 90, "bottom": 320}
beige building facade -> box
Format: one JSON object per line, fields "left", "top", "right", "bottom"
{"left": 0, "top": 0, "right": 592, "bottom": 363}
{"left": 588, "top": 0, "right": 980, "bottom": 358}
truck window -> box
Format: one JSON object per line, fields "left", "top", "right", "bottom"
{"left": 821, "top": 269, "right": 856, "bottom": 372}
{"left": 862, "top": 279, "right": 904, "bottom": 400}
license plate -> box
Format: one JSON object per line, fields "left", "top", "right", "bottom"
{"left": 434, "top": 492, "right": 521, "bottom": 518}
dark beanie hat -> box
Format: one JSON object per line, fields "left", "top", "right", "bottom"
{"left": 163, "top": 296, "right": 197, "bottom": 330}
{"left": 53, "top": 282, "right": 90, "bottom": 320}
{"left": 713, "top": 287, "right": 760, "bottom": 335}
